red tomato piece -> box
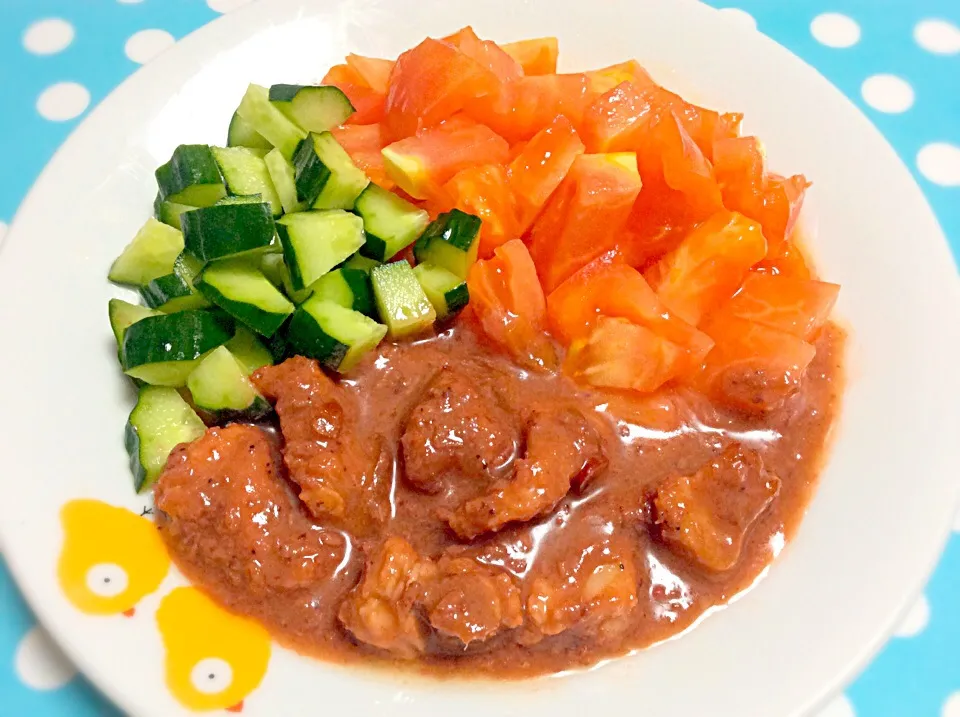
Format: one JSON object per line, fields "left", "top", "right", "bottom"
{"left": 381, "top": 116, "right": 509, "bottom": 200}
{"left": 645, "top": 211, "right": 767, "bottom": 325}
{"left": 443, "top": 27, "right": 523, "bottom": 82}
{"left": 528, "top": 153, "right": 644, "bottom": 292}
{"left": 329, "top": 124, "right": 394, "bottom": 190}
{"left": 657, "top": 111, "right": 723, "bottom": 216}
{"left": 755, "top": 240, "right": 812, "bottom": 280}
{"left": 718, "top": 273, "right": 839, "bottom": 339}
{"left": 584, "top": 60, "right": 655, "bottom": 95}
{"left": 383, "top": 38, "right": 499, "bottom": 141}
{"left": 467, "top": 239, "right": 556, "bottom": 370}
{"left": 501, "top": 37, "right": 559, "bottom": 75}
{"left": 322, "top": 64, "right": 386, "bottom": 125}
{"left": 345, "top": 54, "right": 395, "bottom": 94}
{"left": 507, "top": 115, "right": 586, "bottom": 232}
{"left": 444, "top": 164, "right": 519, "bottom": 258}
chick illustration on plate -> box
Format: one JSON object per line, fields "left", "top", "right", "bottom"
{"left": 157, "top": 586, "right": 271, "bottom": 713}
{"left": 58, "top": 498, "right": 170, "bottom": 617}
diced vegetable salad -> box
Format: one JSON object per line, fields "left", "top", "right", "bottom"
{"left": 108, "top": 27, "right": 839, "bottom": 493}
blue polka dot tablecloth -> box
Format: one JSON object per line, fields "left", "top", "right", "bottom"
{"left": 0, "top": 1, "right": 958, "bottom": 715}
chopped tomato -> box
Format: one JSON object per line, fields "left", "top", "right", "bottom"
{"left": 694, "top": 313, "right": 816, "bottom": 414}
{"left": 381, "top": 116, "right": 509, "bottom": 200}
{"left": 501, "top": 37, "right": 559, "bottom": 75}
{"left": 756, "top": 240, "right": 812, "bottom": 280}
{"left": 565, "top": 316, "right": 685, "bottom": 393}
{"left": 345, "top": 54, "right": 395, "bottom": 94}
{"left": 645, "top": 211, "right": 767, "bottom": 325}
{"left": 322, "top": 64, "right": 386, "bottom": 125}
{"left": 323, "top": 63, "right": 366, "bottom": 86}
{"left": 330, "top": 124, "right": 394, "bottom": 190}
{"left": 584, "top": 60, "right": 655, "bottom": 95}
{"left": 717, "top": 273, "right": 839, "bottom": 339}
{"left": 467, "top": 239, "right": 556, "bottom": 369}
{"left": 443, "top": 27, "right": 523, "bottom": 82}
{"left": 383, "top": 38, "right": 499, "bottom": 141}
{"left": 618, "top": 178, "right": 704, "bottom": 268}
{"left": 465, "top": 73, "right": 592, "bottom": 142}
{"left": 657, "top": 111, "right": 723, "bottom": 216}
{"left": 546, "top": 256, "right": 714, "bottom": 372}
{"left": 528, "top": 152, "right": 643, "bottom": 292}
{"left": 444, "top": 164, "right": 518, "bottom": 258}
{"left": 508, "top": 115, "right": 585, "bottom": 232}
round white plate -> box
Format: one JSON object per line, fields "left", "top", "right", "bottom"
{"left": 0, "top": 0, "right": 958, "bottom": 715}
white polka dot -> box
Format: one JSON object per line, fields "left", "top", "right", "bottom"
{"left": 811, "top": 13, "right": 861, "bottom": 48}
{"left": 14, "top": 626, "right": 77, "bottom": 690}
{"left": 124, "top": 29, "right": 175, "bottom": 64}
{"left": 915, "top": 19, "right": 960, "bottom": 55}
{"left": 207, "top": 0, "right": 254, "bottom": 12}
{"left": 893, "top": 594, "right": 930, "bottom": 637}
{"left": 816, "top": 693, "right": 856, "bottom": 717}
{"left": 718, "top": 8, "right": 757, "bottom": 31}
{"left": 37, "top": 82, "right": 90, "bottom": 122}
{"left": 23, "top": 18, "right": 74, "bottom": 55}
{"left": 943, "top": 691, "right": 960, "bottom": 717}
{"left": 917, "top": 143, "right": 960, "bottom": 186}
{"left": 861, "top": 74, "right": 915, "bottom": 114}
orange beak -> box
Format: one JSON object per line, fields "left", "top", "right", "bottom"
{"left": 226, "top": 701, "right": 244, "bottom": 713}
{"left": 122, "top": 608, "right": 135, "bottom": 618}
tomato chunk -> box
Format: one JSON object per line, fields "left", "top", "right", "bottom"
{"left": 755, "top": 240, "right": 812, "bottom": 280}
{"left": 382, "top": 116, "right": 509, "bottom": 200}
{"left": 384, "top": 38, "right": 499, "bottom": 141}
{"left": 718, "top": 273, "right": 839, "bottom": 339}
{"left": 528, "top": 153, "right": 643, "bottom": 292}
{"left": 330, "top": 124, "right": 393, "bottom": 190}
{"left": 501, "top": 37, "right": 559, "bottom": 75}
{"left": 508, "top": 115, "right": 585, "bottom": 232}
{"left": 322, "top": 64, "right": 386, "bottom": 125}
{"left": 645, "top": 211, "right": 767, "bottom": 325}
{"left": 444, "top": 164, "right": 519, "bottom": 258}
{"left": 584, "top": 60, "right": 655, "bottom": 95}
{"left": 467, "top": 239, "right": 556, "bottom": 369}
{"left": 444, "top": 27, "right": 523, "bottom": 82}
{"left": 345, "top": 54, "right": 395, "bottom": 94}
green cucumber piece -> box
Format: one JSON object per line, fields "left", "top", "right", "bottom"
{"left": 197, "top": 258, "right": 294, "bottom": 337}
{"left": 236, "top": 84, "right": 306, "bottom": 159}
{"left": 293, "top": 132, "right": 369, "bottom": 210}
{"left": 121, "top": 310, "right": 234, "bottom": 386}
{"left": 312, "top": 268, "right": 375, "bottom": 316}
{"left": 186, "top": 346, "right": 271, "bottom": 422}
{"left": 140, "top": 254, "right": 208, "bottom": 312}
{"left": 269, "top": 84, "right": 355, "bottom": 133}
{"left": 181, "top": 200, "right": 276, "bottom": 262}
{"left": 225, "top": 326, "right": 274, "bottom": 374}
{"left": 108, "top": 299, "right": 161, "bottom": 346}
{"left": 342, "top": 253, "right": 381, "bottom": 273}
{"left": 108, "top": 218, "right": 185, "bottom": 286}
{"left": 259, "top": 251, "right": 286, "bottom": 288}
{"left": 212, "top": 146, "right": 283, "bottom": 216}
{"left": 413, "top": 263, "right": 470, "bottom": 320}
{"left": 286, "top": 296, "right": 387, "bottom": 373}
{"left": 267, "top": 331, "right": 291, "bottom": 364}
{"left": 227, "top": 110, "right": 272, "bottom": 150}
{"left": 264, "top": 148, "right": 305, "bottom": 214}
{"left": 276, "top": 210, "right": 365, "bottom": 291}
{"left": 126, "top": 386, "right": 207, "bottom": 492}
{"left": 354, "top": 184, "right": 430, "bottom": 261}
{"left": 155, "top": 145, "right": 227, "bottom": 207}
{"left": 413, "top": 209, "right": 481, "bottom": 279}
{"left": 371, "top": 261, "right": 437, "bottom": 338}
{"left": 153, "top": 193, "right": 197, "bottom": 231}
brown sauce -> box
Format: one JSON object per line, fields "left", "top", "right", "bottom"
{"left": 154, "top": 315, "right": 844, "bottom": 677}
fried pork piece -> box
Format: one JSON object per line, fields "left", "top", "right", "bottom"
{"left": 447, "top": 409, "right": 607, "bottom": 538}
{"left": 401, "top": 367, "right": 519, "bottom": 493}
{"left": 155, "top": 424, "right": 345, "bottom": 594}
{"left": 653, "top": 443, "right": 780, "bottom": 571}
{"left": 338, "top": 538, "right": 523, "bottom": 657}
{"left": 252, "top": 356, "right": 389, "bottom": 535}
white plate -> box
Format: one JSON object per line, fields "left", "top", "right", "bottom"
{"left": 1, "top": 0, "right": 958, "bottom": 715}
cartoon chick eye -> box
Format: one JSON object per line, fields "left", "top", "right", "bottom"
{"left": 58, "top": 499, "right": 170, "bottom": 617}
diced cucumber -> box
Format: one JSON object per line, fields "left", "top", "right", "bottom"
{"left": 225, "top": 326, "right": 274, "bottom": 374}
{"left": 197, "top": 258, "right": 294, "bottom": 337}
{"left": 312, "top": 268, "right": 375, "bottom": 317}
{"left": 153, "top": 193, "right": 196, "bottom": 231}
{"left": 286, "top": 296, "right": 387, "bottom": 373}
{"left": 108, "top": 218, "right": 185, "bottom": 286}
{"left": 155, "top": 145, "right": 227, "bottom": 207}
{"left": 269, "top": 84, "right": 355, "bottom": 133}
{"left": 371, "top": 261, "right": 437, "bottom": 338}
{"left": 227, "top": 110, "right": 272, "bottom": 151}
{"left": 108, "top": 299, "right": 161, "bottom": 346}
{"left": 264, "top": 148, "right": 305, "bottom": 214}
{"left": 413, "top": 263, "right": 470, "bottom": 320}
{"left": 293, "top": 132, "right": 369, "bottom": 210}
{"left": 276, "top": 210, "right": 365, "bottom": 291}
{"left": 267, "top": 331, "right": 291, "bottom": 364}
{"left": 236, "top": 84, "right": 306, "bottom": 158}
{"left": 342, "top": 253, "right": 381, "bottom": 273}
{"left": 259, "top": 251, "right": 286, "bottom": 288}
{"left": 140, "top": 254, "right": 208, "bottom": 312}
{"left": 413, "top": 209, "right": 481, "bottom": 279}
{"left": 354, "top": 184, "right": 430, "bottom": 261}
{"left": 186, "top": 346, "right": 271, "bottom": 422}
{"left": 125, "top": 385, "right": 207, "bottom": 492}
{"left": 212, "top": 146, "right": 283, "bottom": 216}
{"left": 121, "top": 310, "right": 234, "bottom": 386}
{"left": 181, "top": 200, "right": 276, "bottom": 262}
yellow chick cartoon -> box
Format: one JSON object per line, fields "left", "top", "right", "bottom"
{"left": 156, "top": 587, "right": 271, "bottom": 713}
{"left": 58, "top": 499, "right": 170, "bottom": 617}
